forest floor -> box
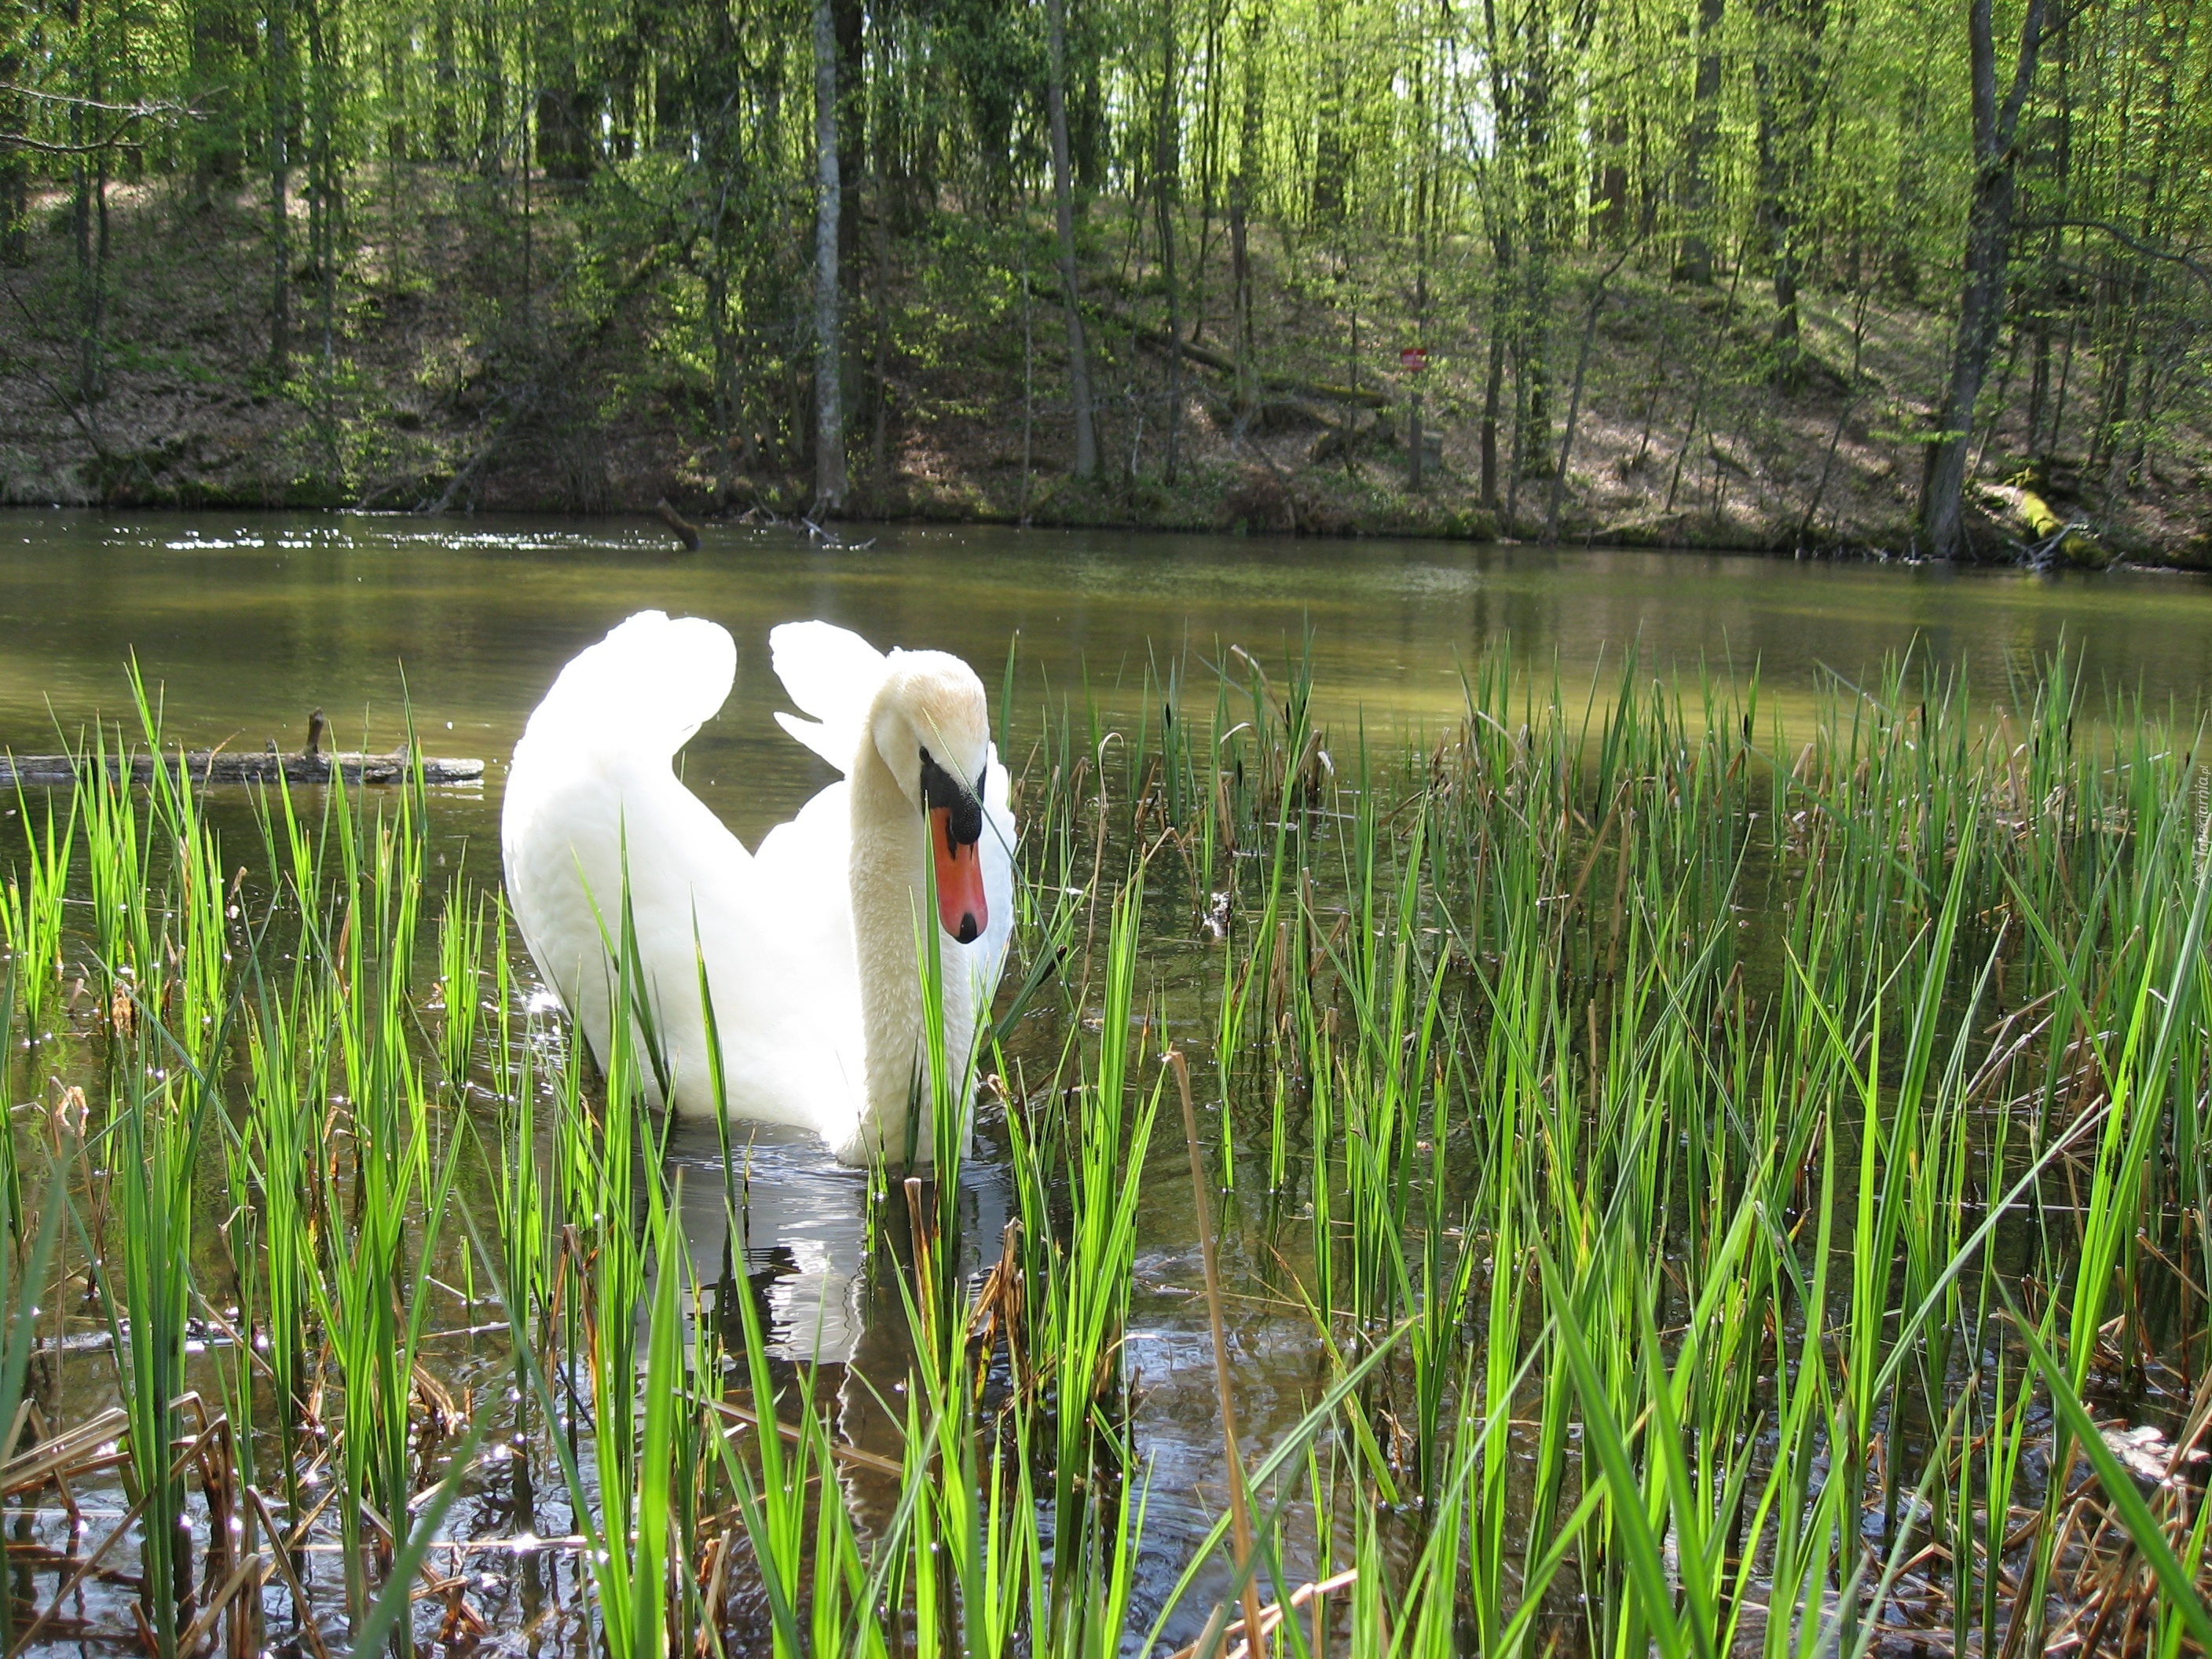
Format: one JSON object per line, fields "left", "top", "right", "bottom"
{"left": 3, "top": 167, "right": 2209, "bottom": 566}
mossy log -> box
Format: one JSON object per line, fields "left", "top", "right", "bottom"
{"left": 2020, "top": 489, "right": 2106, "bottom": 566}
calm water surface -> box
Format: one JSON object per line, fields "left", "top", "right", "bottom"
{"left": 8, "top": 510, "right": 2212, "bottom": 1643}
{"left": 8, "top": 510, "right": 2212, "bottom": 848}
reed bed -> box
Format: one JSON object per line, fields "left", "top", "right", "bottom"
{"left": 0, "top": 639, "right": 2208, "bottom": 1657}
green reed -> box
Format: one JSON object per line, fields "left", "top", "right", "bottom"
{"left": 0, "top": 785, "right": 72, "bottom": 1038}
{"left": 2, "top": 639, "right": 2211, "bottom": 1658}
{"left": 1003, "top": 868, "right": 1161, "bottom": 1625}
{"left": 1090, "top": 638, "right": 2212, "bottom": 1649}
{"left": 436, "top": 877, "right": 486, "bottom": 1095}
{"left": 100, "top": 1024, "right": 207, "bottom": 1657}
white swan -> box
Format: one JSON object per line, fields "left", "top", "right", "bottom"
{"left": 500, "top": 612, "right": 1016, "bottom": 1166}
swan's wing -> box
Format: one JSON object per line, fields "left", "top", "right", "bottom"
{"left": 504, "top": 613, "right": 746, "bottom": 1057}
{"left": 505, "top": 612, "right": 742, "bottom": 956}
{"left": 522, "top": 610, "right": 738, "bottom": 761}
{"left": 771, "top": 621, "right": 888, "bottom": 774}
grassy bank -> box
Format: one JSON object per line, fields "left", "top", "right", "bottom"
{"left": 4, "top": 172, "right": 2208, "bottom": 566}
{"left": 0, "top": 640, "right": 2208, "bottom": 1653}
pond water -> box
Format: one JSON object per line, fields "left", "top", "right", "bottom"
{"left": 5, "top": 509, "right": 2212, "bottom": 1648}
{"left": 8, "top": 511, "right": 2212, "bottom": 854}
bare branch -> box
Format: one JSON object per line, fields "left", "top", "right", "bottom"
{"left": 0, "top": 84, "right": 197, "bottom": 118}
{"left": 2028, "top": 218, "right": 2212, "bottom": 298}
{"left": 0, "top": 86, "right": 200, "bottom": 152}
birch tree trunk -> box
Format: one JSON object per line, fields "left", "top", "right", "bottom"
{"left": 812, "top": 0, "right": 847, "bottom": 512}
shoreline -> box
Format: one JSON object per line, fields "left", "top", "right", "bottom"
{"left": 11, "top": 491, "right": 2207, "bottom": 577}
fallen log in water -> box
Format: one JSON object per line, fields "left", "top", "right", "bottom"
{"left": 0, "top": 749, "right": 487, "bottom": 787}
{"left": 653, "top": 496, "right": 705, "bottom": 550}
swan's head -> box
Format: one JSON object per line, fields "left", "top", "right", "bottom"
{"left": 870, "top": 650, "right": 991, "bottom": 946}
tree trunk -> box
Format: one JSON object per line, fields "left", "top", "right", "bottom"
{"left": 1595, "top": 112, "right": 1628, "bottom": 244}
{"left": 1312, "top": 0, "right": 1347, "bottom": 221}
{"left": 1516, "top": 0, "right": 1554, "bottom": 481}
{"left": 1753, "top": 70, "right": 1803, "bottom": 384}
{"left": 812, "top": 0, "right": 848, "bottom": 512}
{"left": 533, "top": 13, "right": 592, "bottom": 185}
{"left": 1889, "top": 79, "right": 1928, "bottom": 296}
{"left": 1020, "top": 263, "right": 1034, "bottom": 514}
{"left": 2096, "top": 296, "right": 2139, "bottom": 503}
{"left": 188, "top": 0, "right": 247, "bottom": 196}
{"left": 269, "top": 0, "right": 292, "bottom": 377}
{"left": 1504, "top": 342, "right": 1527, "bottom": 530}
{"left": 1229, "top": 0, "right": 1265, "bottom": 412}
{"left": 872, "top": 167, "right": 892, "bottom": 482}
{"left": 2023, "top": 322, "right": 2050, "bottom": 456}
{"left": 474, "top": 0, "right": 504, "bottom": 173}
{"left": 835, "top": 0, "right": 863, "bottom": 275}
{"left": 1480, "top": 0, "right": 1514, "bottom": 511}
{"left": 535, "top": 86, "right": 592, "bottom": 181}
{"left": 73, "top": 153, "right": 97, "bottom": 403}
{"left": 1155, "top": 0, "right": 1181, "bottom": 483}
{"left": 1753, "top": 0, "right": 1824, "bottom": 388}
{"left": 1188, "top": 1, "right": 1222, "bottom": 343}
{"left": 1918, "top": 0, "right": 2048, "bottom": 559}
{"left": 1046, "top": 0, "right": 1098, "bottom": 478}
{"left": 1480, "top": 302, "right": 1506, "bottom": 507}
{"left": 0, "top": 41, "right": 26, "bottom": 265}
{"left": 430, "top": 0, "right": 457, "bottom": 159}
{"left": 0, "top": 152, "right": 21, "bottom": 269}
{"left": 306, "top": 0, "right": 340, "bottom": 466}
{"left": 1678, "top": 0, "right": 1724, "bottom": 284}
{"left": 71, "top": 15, "right": 108, "bottom": 417}
{"left": 1547, "top": 247, "right": 1633, "bottom": 540}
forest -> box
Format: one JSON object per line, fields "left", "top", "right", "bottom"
{"left": 2, "top": 0, "right": 2210, "bottom": 558}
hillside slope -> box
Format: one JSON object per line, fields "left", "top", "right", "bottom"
{"left": 3, "top": 174, "right": 2207, "bottom": 565}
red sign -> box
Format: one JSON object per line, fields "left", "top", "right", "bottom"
{"left": 1400, "top": 346, "right": 1429, "bottom": 373}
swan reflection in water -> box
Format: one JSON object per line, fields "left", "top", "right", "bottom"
{"left": 666, "top": 1117, "right": 1017, "bottom": 1364}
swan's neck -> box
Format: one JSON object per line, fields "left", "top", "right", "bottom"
{"left": 848, "top": 745, "right": 974, "bottom": 1163}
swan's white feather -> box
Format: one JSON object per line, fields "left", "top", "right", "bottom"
{"left": 770, "top": 621, "right": 888, "bottom": 773}
{"left": 503, "top": 610, "right": 1014, "bottom": 1166}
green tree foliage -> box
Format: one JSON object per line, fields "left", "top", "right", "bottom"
{"left": 1, "top": 0, "right": 2207, "bottom": 544}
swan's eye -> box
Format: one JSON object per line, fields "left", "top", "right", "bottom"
{"left": 918, "top": 746, "right": 983, "bottom": 844}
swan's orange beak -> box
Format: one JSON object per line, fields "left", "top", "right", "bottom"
{"left": 930, "top": 808, "right": 988, "bottom": 945}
